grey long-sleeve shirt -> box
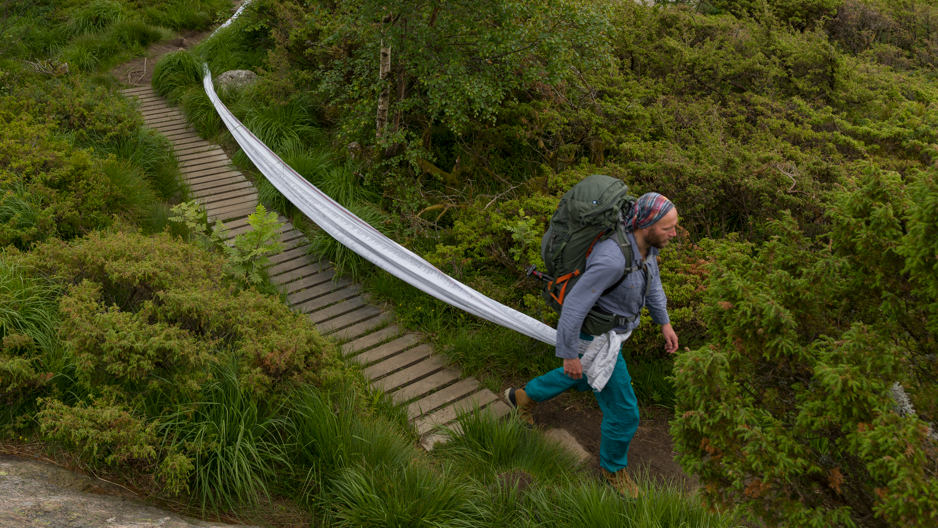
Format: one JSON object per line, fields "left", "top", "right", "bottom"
{"left": 554, "top": 232, "right": 670, "bottom": 359}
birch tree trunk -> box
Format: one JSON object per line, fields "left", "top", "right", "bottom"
{"left": 376, "top": 41, "right": 392, "bottom": 139}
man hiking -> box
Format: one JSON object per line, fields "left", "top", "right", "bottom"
{"left": 505, "top": 192, "right": 679, "bottom": 499}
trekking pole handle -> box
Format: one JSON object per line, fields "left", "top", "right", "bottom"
{"left": 525, "top": 265, "right": 553, "bottom": 283}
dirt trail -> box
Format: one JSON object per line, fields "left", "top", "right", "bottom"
{"left": 111, "top": 30, "right": 210, "bottom": 87}
{"left": 503, "top": 379, "right": 699, "bottom": 491}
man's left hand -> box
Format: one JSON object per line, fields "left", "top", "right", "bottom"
{"left": 662, "top": 323, "right": 678, "bottom": 354}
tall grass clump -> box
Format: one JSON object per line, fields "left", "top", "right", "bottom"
{"left": 99, "top": 127, "right": 184, "bottom": 200}
{"left": 328, "top": 464, "right": 482, "bottom": 528}
{"left": 143, "top": 0, "right": 229, "bottom": 31}
{"left": 437, "top": 407, "right": 582, "bottom": 484}
{"left": 159, "top": 357, "right": 293, "bottom": 514}
{"left": 526, "top": 475, "right": 741, "bottom": 528}
{"left": 243, "top": 97, "right": 320, "bottom": 150}
{"left": 152, "top": 50, "right": 203, "bottom": 101}
{"left": 98, "top": 159, "right": 160, "bottom": 224}
{"left": 62, "top": 0, "right": 129, "bottom": 37}
{"left": 291, "top": 388, "right": 414, "bottom": 482}
{"left": 0, "top": 257, "right": 60, "bottom": 353}
{"left": 180, "top": 87, "right": 223, "bottom": 140}
{"left": 194, "top": 23, "right": 266, "bottom": 73}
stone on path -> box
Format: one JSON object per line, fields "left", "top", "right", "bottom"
{"left": 544, "top": 428, "right": 592, "bottom": 464}
{"left": 0, "top": 455, "right": 255, "bottom": 528}
{"left": 214, "top": 70, "right": 257, "bottom": 91}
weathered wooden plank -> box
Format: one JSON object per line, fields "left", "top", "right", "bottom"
{"left": 414, "top": 389, "right": 499, "bottom": 435}
{"left": 152, "top": 121, "right": 190, "bottom": 133}
{"left": 362, "top": 344, "right": 434, "bottom": 381}
{"left": 200, "top": 193, "right": 256, "bottom": 211}
{"left": 186, "top": 170, "right": 245, "bottom": 186}
{"left": 201, "top": 188, "right": 257, "bottom": 205}
{"left": 180, "top": 151, "right": 229, "bottom": 167}
{"left": 347, "top": 333, "right": 420, "bottom": 364}
{"left": 283, "top": 268, "right": 335, "bottom": 295}
{"left": 171, "top": 137, "right": 212, "bottom": 150}
{"left": 266, "top": 245, "right": 310, "bottom": 266}
{"left": 267, "top": 253, "right": 321, "bottom": 276}
{"left": 407, "top": 378, "right": 480, "bottom": 420}
{"left": 296, "top": 285, "right": 361, "bottom": 313}
{"left": 167, "top": 132, "right": 203, "bottom": 143}
{"left": 142, "top": 110, "right": 181, "bottom": 121}
{"left": 144, "top": 112, "right": 185, "bottom": 125}
{"left": 280, "top": 231, "right": 308, "bottom": 248}
{"left": 123, "top": 86, "right": 154, "bottom": 95}
{"left": 215, "top": 216, "right": 251, "bottom": 232}
{"left": 306, "top": 297, "right": 364, "bottom": 325}
{"left": 140, "top": 101, "right": 174, "bottom": 112}
{"left": 190, "top": 178, "right": 251, "bottom": 194}
{"left": 180, "top": 158, "right": 232, "bottom": 173}
{"left": 133, "top": 94, "right": 164, "bottom": 104}
{"left": 270, "top": 261, "right": 328, "bottom": 285}
{"left": 341, "top": 325, "right": 402, "bottom": 356}
{"left": 176, "top": 148, "right": 223, "bottom": 162}
{"left": 287, "top": 277, "right": 351, "bottom": 306}
{"left": 324, "top": 311, "right": 387, "bottom": 340}
{"left": 175, "top": 144, "right": 220, "bottom": 157}
{"left": 392, "top": 368, "right": 461, "bottom": 406}
{"left": 207, "top": 202, "right": 257, "bottom": 222}
{"left": 375, "top": 355, "right": 447, "bottom": 393}
{"left": 316, "top": 306, "right": 382, "bottom": 334}
{"left": 184, "top": 164, "right": 243, "bottom": 180}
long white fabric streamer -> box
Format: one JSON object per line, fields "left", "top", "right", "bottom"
{"left": 201, "top": 69, "right": 558, "bottom": 345}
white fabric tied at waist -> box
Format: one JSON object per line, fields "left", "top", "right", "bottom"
{"left": 576, "top": 330, "right": 632, "bottom": 392}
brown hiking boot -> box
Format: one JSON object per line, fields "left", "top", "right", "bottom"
{"left": 504, "top": 387, "right": 536, "bottom": 428}
{"left": 602, "top": 468, "right": 642, "bottom": 499}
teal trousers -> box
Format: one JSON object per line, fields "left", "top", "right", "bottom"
{"left": 524, "top": 333, "right": 639, "bottom": 473}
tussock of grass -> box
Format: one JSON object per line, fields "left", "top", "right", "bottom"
{"left": 329, "top": 464, "right": 483, "bottom": 528}
{"left": 243, "top": 97, "right": 320, "bottom": 150}
{"left": 194, "top": 23, "right": 266, "bottom": 73}
{"left": 99, "top": 158, "right": 159, "bottom": 223}
{"left": 143, "top": 0, "right": 229, "bottom": 31}
{"left": 0, "top": 258, "right": 60, "bottom": 354}
{"left": 180, "top": 87, "right": 223, "bottom": 140}
{"left": 437, "top": 407, "right": 583, "bottom": 484}
{"left": 97, "top": 127, "right": 184, "bottom": 200}
{"left": 290, "top": 388, "right": 415, "bottom": 480}
{"left": 158, "top": 357, "right": 292, "bottom": 514}
{"left": 62, "top": 0, "right": 129, "bottom": 38}
{"left": 152, "top": 51, "right": 204, "bottom": 101}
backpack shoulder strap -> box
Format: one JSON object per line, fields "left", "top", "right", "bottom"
{"left": 600, "top": 214, "right": 639, "bottom": 296}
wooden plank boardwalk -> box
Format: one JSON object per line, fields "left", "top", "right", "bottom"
{"left": 122, "top": 85, "right": 510, "bottom": 449}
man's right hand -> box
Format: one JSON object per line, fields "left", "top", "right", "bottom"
{"left": 563, "top": 358, "right": 583, "bottom": 379}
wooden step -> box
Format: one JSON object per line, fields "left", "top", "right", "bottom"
{"left": 407, "top": 377, "right": 480, "bottom": 419}
{"left": 374, "top": 354, "right": 447, "bottom": 393}
{"left": 414, "top": 389, "right": 500, "bottom": 435}
{"left": 341, "top": 325, "right": 403, "bottom": 356}
{"left": 392, "top": 368, "right": 461, "bottom": 405}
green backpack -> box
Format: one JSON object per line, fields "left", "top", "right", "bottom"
{"left": 540, "top": 174, "right": 646, "bottom": 335}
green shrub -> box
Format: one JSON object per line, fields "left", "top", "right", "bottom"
{"left": 28, "top": 229, "right": 338, "bottom": 400}
{"left": 37, "top": 396, "right": 158, "bottom": 466}
{"left": 671, "top": 165, "right": 937, "bottom": 527}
